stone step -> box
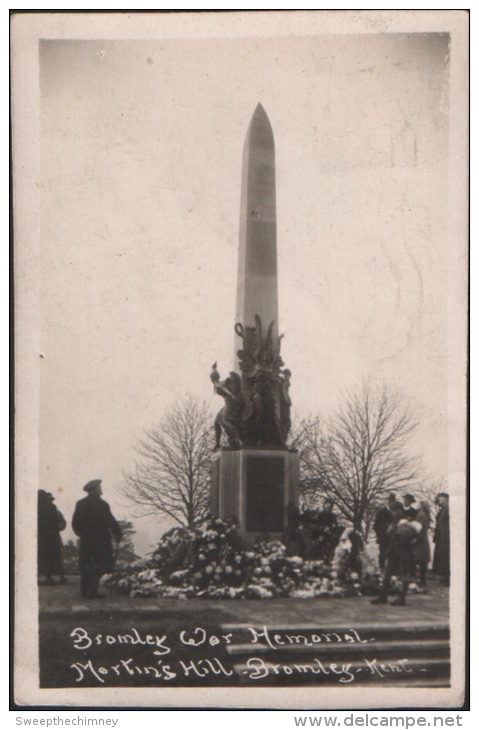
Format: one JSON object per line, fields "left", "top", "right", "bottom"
{"left": 232, "top": 657, "right": 450, "bottom": 686}
{"left": 221, "top": 623, "right": 450, "bottom": 645}
{"left": 221, "top": 623, "right": 450, "bottom": 686}
{"left": 226, "top": 638, "right": 449, "bottom": 660}
{"left": 363, "top": 677, "right": 450, "bottom": 688}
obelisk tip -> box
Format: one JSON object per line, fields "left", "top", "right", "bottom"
{"left": 249, "top": 103, "right": 273, "bottom": 139}
{"left": 253, "top": 102, "right": 267, "bottom": 118}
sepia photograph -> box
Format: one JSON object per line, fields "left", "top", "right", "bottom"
{"left": 12, "top": 10, "right": 468, "bottom": 709}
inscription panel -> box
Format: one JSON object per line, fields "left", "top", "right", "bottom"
{"left": 246, "top": 455, "right": 284, "bottom": 532}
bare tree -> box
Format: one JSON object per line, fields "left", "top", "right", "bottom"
{"left": 116, "top": 520, "right": 140, "bottom": 567}
{"left": 121, "top": 396, "right": 213, "bottom": 528}
{"left": 288, "top": 414, "right": 325, "bottom": 510}
{"left": 62, "top": 539, "right": 80, "bottom": 573}
{"left": 300, "top": 380, "right": 420, "bottom": 537}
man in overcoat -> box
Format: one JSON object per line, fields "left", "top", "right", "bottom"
{"left": 315, "top": 499, "right": 341, "bottom": 561}
{"left": 433, "top": 492, "right": 450, "bottom": 586}
{"left": 373, "top": 492, "right": 396, "bottom": 570}
{"left": 72, "top": 479, "right": 122, "bottom": 598}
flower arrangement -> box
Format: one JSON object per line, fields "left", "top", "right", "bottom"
{"left": 102, "top": 518, "right": 383, "bottom": 600}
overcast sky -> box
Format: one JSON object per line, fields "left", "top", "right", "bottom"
{"left": 36, "top": 26, "right": 465, "bottom": 553}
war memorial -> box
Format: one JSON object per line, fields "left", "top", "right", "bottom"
{"left": 37, "top": 105, "right": 450, "bottom": 695}
{"left": 11, "top": 8, "right": 467, "bottom": 712}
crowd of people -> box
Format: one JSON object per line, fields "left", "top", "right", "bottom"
{"left": 371, "top": 491, "right": 450, "bottom": 606}
{"left": 37, "top": 479, "right": 122, "bottom": 598}
{"left": 38, "top": 481, "right": 450, "bottom": 604}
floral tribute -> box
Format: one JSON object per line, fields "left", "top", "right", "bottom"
{"left": 103, "top": 518, "right": 383, "bottom": 600}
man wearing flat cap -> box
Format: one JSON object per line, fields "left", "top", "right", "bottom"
{"left": 72, "top": 479, "right": 122, "bottom": 598}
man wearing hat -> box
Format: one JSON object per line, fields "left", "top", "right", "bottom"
{"left": 38, "top": 489, "right": 67, "bottom": 585}
{"left": 433, "top": 492, "right": 450, "bottom": 586}
{"left": 403, "top": 494, "right": 418, "bottom": 520}
{"left": 72, "top": 479, "right": 122, "bottom": 598}
{"left": 373, "top": 492, "right": 396, "bottom": 570}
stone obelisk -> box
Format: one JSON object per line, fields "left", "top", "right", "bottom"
{"left": 235, "top": 103, "right": 278, "bottom": 378}
{"left": 210, "top": 104, "right": 299, "bottom": 543}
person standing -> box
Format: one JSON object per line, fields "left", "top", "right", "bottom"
{"left": 373, "top": 493, "right": 396, "bottom": 570}
{"left": 415, "top": 499, "right": 432, "bottom": 588}
{"left": 403, "top": 494, "right": 418, "bottom": 519}
{"left": 433, "top": 492, "right": 450, "bottom": 586}
{"left": 38, "top": 490, "right": 67, "bottom": 584}
{"left": 72, "top": 479, "right": 122, "bottom": 598}
{"left": 317, "top": 499, "right": 338, "bottom": 530}
{"left": 371, "top": 501, "right": 422, "bottom": 606}
{"left": 316, "top": 499, "right": 341, "bottom": 561}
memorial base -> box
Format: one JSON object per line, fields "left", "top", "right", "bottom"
{"left": 210, "top": 448, "right": 299, "bottom": 545}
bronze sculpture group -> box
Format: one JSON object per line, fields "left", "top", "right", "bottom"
{"left": 211, "top": 315, "right": 292, "bottom": 450}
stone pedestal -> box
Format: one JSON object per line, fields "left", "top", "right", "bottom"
{"left": 210, "top": 448, "right": 299, "bottom": 543}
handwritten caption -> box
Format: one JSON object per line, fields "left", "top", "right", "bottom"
{"left": 68, "top": 625, "right": 415, "bottom": 685}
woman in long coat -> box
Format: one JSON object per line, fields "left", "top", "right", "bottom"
{"left": 38, "top": 490, "right": 67, "bottom": 584}
{"left": 72, "top": 479, "right": 122, "bottom": 598}
{"left": 414, "top": 499, "right": 432, "bottom": 587}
